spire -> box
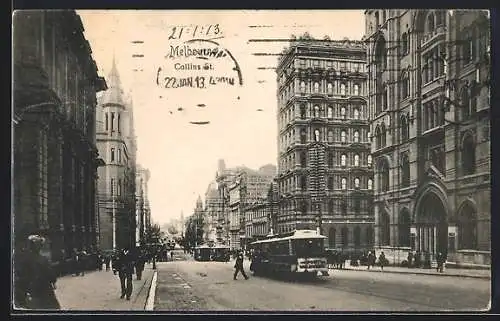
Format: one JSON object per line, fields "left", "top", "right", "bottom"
{"left": 101, "top": 53, "right": 124, "bottom": 107}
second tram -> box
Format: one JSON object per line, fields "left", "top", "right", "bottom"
{"left": 249, "top": 229, "right": 329, "bottom": 278}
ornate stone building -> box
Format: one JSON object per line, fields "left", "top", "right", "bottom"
{"left": 275, "top": 34, "right": 374, "bottom": 253}
{"left": 13, "top": 10, "right": 107, "bottom": 262}
{"left": 204, "top": 181, "right": 219, "bottom": 243}
{"left": 364, "top": 9, "right": 490, "bottom": 265}
{"left": 96, "top": 57, "right": 137, "bottom": 251}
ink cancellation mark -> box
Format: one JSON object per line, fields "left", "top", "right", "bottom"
{"left": 156, "top": 38, "right": 243, "bottom": 90}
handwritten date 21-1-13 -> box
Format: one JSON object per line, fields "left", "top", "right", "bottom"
{"left": 168, "top": 24, "right": 221, "bottom": 40}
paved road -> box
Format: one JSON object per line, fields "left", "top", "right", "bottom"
{"left": 153, "top": 259, "right": 490, "bottom": 312}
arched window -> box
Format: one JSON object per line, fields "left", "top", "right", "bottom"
{"left": 401, "top": 153, "right": 410, "bottom": 187}
{"left": 341, "top": 154, "right": 347, "bottom": 167}
{"left": 383, "top": 85, "right": 388, "bottom": 110}
{"left": 354, "top": 226, "right": 361, "bottom": 248}
{"left": 366, "top": 226, "right": 374, "bottom": 246}
{"left": 458, "top": 203, "right": 477, "bottom": 250}
{"left": 341, "top": 199, "right": 347, "bottom": 215}
{"left": 314, "top": 82, "right": 320, "bottom": 93}
{"left": 300, "top": 104, "right": 306, "bottom": 119}
{"left": 327, "top": 83, "right": 333, "bottom": 94}
{"left": 401, "top": 115, "right": 409, "bottom": 141}
{"left": 381, "top": 123, "right": 387, "bottom": 147}
{"left": 300, "top": 129, "right": 307, "bottom": 143}
{"left": 375, "top": 125, "right": 381, "bottom": 149}
{"left": 340, "top": 106, "right": 347, "bottom": 119}
{"left": 328, "top": 228, "right": 336, "bottom": 248}
{"left": 328, "top": 152, "right": 334, "bottom": 167}
{"left": 462, "top": 133, "right": 476, "bottom": 175}
{"left": 111, "top": 148, "right": 115, "bottom": 162}
{"left": 341, "top": 130, "right": 347, "bottom": 143}
{"left": 313, "top": 105, "right": 320, "bottom": 118}
{"left": 341, "top": 227, "right": 349, "bottom": 248}
{"left": 401, "top": 71, "right": 410, "bottom": 98}
{"left": 367, "top": 155, "right": 373, "bottom": 167}
{"left": 300, "top": 81, "right": 306, "bottom": 92}
{"left": 327, "top": 130, "right": 334, "bottom": 143}
{"left": 328, "top": 176, "right": 334, "bottom": 190}
{"left": 340, "top": 83, "right": 346, "bottom": 96}
{"left": 368, "top": 178, "right": 373, "bottom": 190}
{"left": 300, "top": 151, "right": 307, "bottom": 167}
{"left": 354, "top": 130, "right": 360, "bottom": 143}
{"left": 327, "top": 105, "right": 333, "bottom": 119}
{"left": 353, "top": 84, "right": 360, "bottom": 96}
{"left": 105, "top": 112, "right": 109, "bottom": 131}
{"left": 354, "top": 154, "right": 360, "bottom": 167}
{"left": 354, "top": 177, "right": 360, "bottom": 188}
{"left": 436, "top": 10, "right": 445, "bottom": 26}
{"left": 341, "top": 177, "right": 347, "bottom": 190}
{"left": 426, "top": 12, "right": 435, "bottom": 34}
{"left": 401, "top": 32, "right": 408, "bottom": 55}
{"left": 380, "top": 211, "right": 390, "bottom": 246}
{"left": 378, "top": 158, "right": 389, "bottom": 192}
{"left": 460, "top": 86, "right": 471, "bottom": 120}
{"left": 353, "top": 108, "right": 360, "bottom": 120}
{"left": 314, "top": 129, "right": 320, "bottom": 142}
{"left": 398, "top": 209, "right": 411, "bottom": 247}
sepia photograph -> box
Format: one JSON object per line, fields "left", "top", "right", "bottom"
{"left": 11, "top": 9, "right": 491, "bottom": 312}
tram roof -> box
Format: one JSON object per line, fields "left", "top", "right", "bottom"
{"left": 250, "top": 229, "right": 327, "bottom": 245}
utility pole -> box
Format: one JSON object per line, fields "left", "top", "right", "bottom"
{"left": 112, "top": 180, "right": 117, "bottom": 250}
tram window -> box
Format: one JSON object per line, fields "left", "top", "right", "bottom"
{"left": 292, "top": 239, "right": 324, "bottom": 257}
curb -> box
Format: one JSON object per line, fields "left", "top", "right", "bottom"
{"left": 144, "top": 270, "right": 158, "bottom": 311}
{"left": 339, "top": 268, "right": 491, "bottom": 280}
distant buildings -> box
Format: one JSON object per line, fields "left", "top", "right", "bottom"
{"left": 364, "top": 9, "right": 490, "bottom": 265}
{"left": 13, "top": 10, "right": 107, "bottom": 262}
{"left": 275, "top": 34, "right": 374, "bottom": 253}
{"left": 95, "top": 57, "right": 137, "bottom": 251}
{"left": 135, "top": 165, "right": 151, "bottom": 246}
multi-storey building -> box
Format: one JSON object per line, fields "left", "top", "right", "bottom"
{"left": 204, "top": 181, "right": 220, "bottom": 243}
{"left": 215, "top": 159, "right": 240, "bottom": 245}
{"left": 96, "top": 57, "right": 137, "bottom": 251}
{"left": 13, "top": 10, "right": 107, "bottom": 262}
{"left": 364, "top": 9, "right": 490, "bottom": 265}
{"left": 275, "top": 34, "right": 374, "bottom": 254}
{"left": 135, "top": 165, "right": 151, "bottom": 245}
{"left": 240, "top": 165, "right": 277, "bottom": 249}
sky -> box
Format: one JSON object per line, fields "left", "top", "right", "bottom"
{"left": 77, "top": 10, "right": 365, "bottom": 225}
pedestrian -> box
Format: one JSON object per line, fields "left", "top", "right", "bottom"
{"left": 436, "top": 252, "right": 445, "bottom": 273}
{"left": 407, "top": 251, "right": 413, "bottom": 268}
{"left": 233, "top": 251, "right": 249, "bottom": 280}
{"left": 104, "top": 255, "right": 111, "bottom": 271}
{"left": 14, "top": 235, "right": 60, "bottom": 310}
{"left": 117, "top": 248, "right": 135, "bottom": 300}
{"left": 367, "top": 251, "right": 374, "bottom": 270}
{"left": 379, "top": 251, "right": 386, "bottom": 271}
{"left": 170, "top": 251, "right": 174, "bottom": 261}
{"left": 135, "top": 252, "right": 145, "bottom": 281}
{"left": 79, "top": 248, "right": 87, "bottom": 276}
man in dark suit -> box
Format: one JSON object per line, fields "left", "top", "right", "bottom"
{"left": 117, "top": 248, "right": 135, "bottom": 300}
{"left": 233, "top": 251, "right": 249, "bottom": 280}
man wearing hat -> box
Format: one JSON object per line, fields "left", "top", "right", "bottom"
{"left": 117, "top": 248, "right": 135, "bottom": 300}
{"left": 14, "top": 235, "right": 60, "bottom": 310}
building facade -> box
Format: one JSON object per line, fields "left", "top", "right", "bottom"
{"left": 204, "top": 181, "right": 220, "bottom": 243}
{"left": 215, "top": 159, "right": 240, "bottom": 245}
{"left": 364, "top": 9, "right": 490, "bottom": 265}
{"left": 135, "top": 165, "right": 151, "bottom": 246}
{"left": 13, "top": 10, "right": 107, "bottom": 262}
{"left": 275, "top": 34, "right": 374, "bottom": 253}
{"left": 96, "top": 57, "right": 137, "bottom": 251}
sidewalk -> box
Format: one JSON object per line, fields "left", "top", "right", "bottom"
{"left": 54, "top": 266, "right": 155, "bottom": 311}
{"left": 339, "top": 265, "right": 491, "bottom": 279}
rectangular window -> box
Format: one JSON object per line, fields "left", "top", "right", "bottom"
{"left": 117, "top": 113, "right": 121, "bottom": 133}
{"left": 118, "top": 149, "right": 121, "bottom": 162}
{"left": 111, "top": 178, "right": 115, "bottom": 196}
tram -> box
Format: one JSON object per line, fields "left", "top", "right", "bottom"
{"left": 194, "top": 244, "right": 231, "bottom": 262}
{"left": 249, "top": 229, "right": 329, "bottom": 278}
{"left": 194, "top": 244, "right": 211, "bottom": 261}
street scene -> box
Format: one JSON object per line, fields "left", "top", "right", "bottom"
{"left": 12, "top": 9, "right": 491, "bottom": 312}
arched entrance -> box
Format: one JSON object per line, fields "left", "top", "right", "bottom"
{"left": 415, "top": 191, "right": 448, "bottom": 256}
